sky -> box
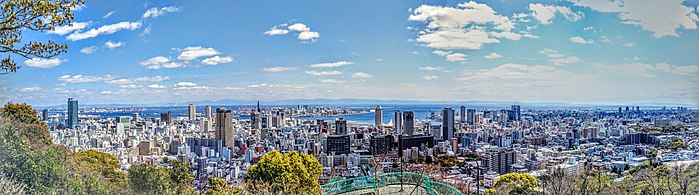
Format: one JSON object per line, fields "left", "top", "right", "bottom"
{"left": 1, "top": 0, "right": 699, "bottom": 106}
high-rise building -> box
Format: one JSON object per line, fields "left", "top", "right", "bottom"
{"left": 188, "top": 104, "right": 196, "bottom": 120}
{"left": 160, "top": 111, "right": 172, "bottom": 125}
{"left": 442, "top": 108, "right": 454, "bottom": 140}
{"left": 375, "top": 106, "right": 383, "bottom": 127}
{"left": 204, "top": 105, "right": 212, "bottom": 119}
{"left": 67, "top": 98, "right": 78, "bottom": 129}
{"left": 403, "top": 111, "right": 415, "bottom": 135}
{"left": 42, "top": 109, "right": 48, "bottom": 121}
{"left": 467, "top": 108, "right": 476, "bottom": 125}
{"left": 511, "top": 105, "right": 521, "bottom": 121}
{"left": 460, "top": 106, "right": 466, "bottom": 124}
{"left": 251, "top": 102, "right": 262, "bottom": 129}
{"left": 394, "top": 110, "right": 403, "bottom": 135}
{"left": 482, "top": 148, "right": 517, "bottom": 174}
{"left": 335, "top": 118, "right": 347, "bottom": 135}
{"left": 215, "top": 108, "right": 234, "bottom": 149}
{"left": 326, "top": 135, "right": 350, "bottom": 155}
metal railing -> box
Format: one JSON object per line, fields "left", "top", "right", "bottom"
{"left": 321, "top": 172, "right": 463, "bottom": 195}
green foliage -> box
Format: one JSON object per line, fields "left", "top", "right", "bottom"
{"left": 204, "top": 176, "right": 235, "bottom": 195}
{"left": 244, "top": 150, "right": 322, "bottom": 194}
{"left": 0, "top": 0, "right": 84, "bottom": 74}
{"left": 629, "top": 161, "right": 651, "bottom": 175}
{"left": 0, "top": 174, "right": 27, "bottom": 195}
{"left": 127, "top": 163, "right": 173, "bottom": 194}
{"left": 666, "top": 139, "right": 687, "bottom": 150}
{"left": 493, "top": 172, "right": 538, "bottom": 194}
{"left": 0, "top": 103, "right": 51, "bottom": 147}
{"left": 170, "top": 160, "right": 195, "bottom": 194}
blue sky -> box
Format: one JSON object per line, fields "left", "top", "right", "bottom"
{"left": 2, "top": 0, "right": 699, "bottom": 106}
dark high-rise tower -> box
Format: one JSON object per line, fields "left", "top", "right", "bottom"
{"left": 42, "top": 109, "right": 48, "bottom": 121}
{"left": 403, "top": 111, "right": 415, "bottom": 135}
{"left": 67, "top": 98, "right": 78, "bottom": 129}
{"left": 375, "top": 106, "right": 383, "bottom": 127}
{"left": 335, "top": 118, "right": 348, "bottom": 135}
{"left": 460, "top": 106, "right": 466, "bottom": 123}
{"left": 188, "top": 104, "right": 196, "bottom": 120}
{"left": 216, "top": 108, "right": 234, "bottom": 149}
{"left": 511, "top": 105, "right": 521, "bottom": 121}
{"left": 442, "top": 108, "right": 454, "bottom": 140}
{"left": 160, "top": 111, "right": 172, "bottom": 125}
{"left": 394, "top": 110, "right": 403, "bottom": 135}
{"left": 467, "top": 108, "right": 476, "bottom": 125}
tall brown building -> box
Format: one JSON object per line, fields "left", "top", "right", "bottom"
{"left": 215, "top": 108, "right": 234, "bottom": 149}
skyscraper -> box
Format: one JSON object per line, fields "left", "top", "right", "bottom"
{"left": 67, "top": 98, "right": 78, "bottom": 129}
{"left": 442, "top": 108, "right": 454, "bottom": 140}
{"left": 204, "top": 105, "right": 212, "bottom": 119}
{"left": 511, "top": 105, "right": 521, "bottom": 121}
{"left": 467, "top": 108, "right": 476, "bottom": 125}
{"left": 188, "top": 104, "right": 196, "bottom": 120}
{"left": 394, "top": 110, "right": 403, "bottom": 135}
{"left": 216, "top": 108, "right": 234, "bottom": 149}
{"left": 403, "top": 111, "right": 415, "bottom": 135}
{"left": 42, "top": 109, "right": 48, "bottom": 121}
{"left": 375, "top": 106, "right": 382, "bottom": 127}
{"left": 460, "top": 106, "right": 466, "bottom": 124}
{"left": 160, "top": 111, "right": 172, "bottom": 125}
{"left": 251, "top": 101, "right": 262, "bottom": 129}
{"left": 335, "top": 118, "right": 347, "bottom": 135}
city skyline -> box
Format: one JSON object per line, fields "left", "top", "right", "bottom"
{"left": 2, "top": 0, "right": 699, "bottom": 106}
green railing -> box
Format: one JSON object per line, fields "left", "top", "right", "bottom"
{"left": 321, "top": 172, "right": 463, "bottom": 195}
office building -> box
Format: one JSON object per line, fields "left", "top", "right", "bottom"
{"left": 460, "top": 106, "right": 466, "bottom": 124}
{"left": 483, "top": 148, "right": 517, "bottom": 175}
{"left": 511, "top": 105, "right": 521, "bottom": 121}
{"left": 394, "top": 110, "right": 403, "bottom": 135}
{"left": 188, "top": 104, "right": 196, "bottom": 120}
{"left": 335, "top": 118, "right": 347, "bottom": 135}
{"left": 375, "top": 106, "right": 382, "bottom": 127}
{"left": 326, "top": 135, "right": 350, "bottom": 155}
{"left": 42, "top": 109, "right": 48, "bottom": 121}
{"left": 442, "top": 108, "right": 454, "bottom": 140}
{"left": 67, "top": 98, "right": 78, "bottom": 129}
{"left": 215, "top": 108, "right": 235, "bottom": 149}
{"left": 204, "top": 105, "right": 212, "bottom": 119}
{"left": 467, "top": 108, "right": 476, "bottom": 125}
{"left": 403, "top": 111, "right": 415, "bottom": 135}
{"left": 160, "top": 111, "right": 172, "bottom": 125}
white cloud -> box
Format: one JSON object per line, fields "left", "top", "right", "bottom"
{"left": 143, "top": 6, "right": 181, "bottom": 18}
{"left": 418, "top": 66, "right": 449, "bottom": 72}
{"left": 58, "top": 75, "right": 114, "bottom": 83}
{"left": 24, "top": 58, "right": 63, "bottom": 68}
{"left": 104, "top": 41, "right": 124, "bottom": 49}
{"left": 148, "top": 84, "right": 167, "bottom": 89}
{"left": 177, "top": 46, "right": 221, "bottom": 61}
{"left": 298, "top": 31, "right": 320, "bottom": 41}
{"left": 105, "top": 76, "right": 170, "bottom": 85}
{"left": 622, "top": 42, "right": 636, "bottom": 47}
{"left": 100, "top": 91, "right": 112, "bottom": 94}
{"left": 529, "top": 4, "right": 584, "bottom": 25}
{"left": 119, "top": 84, "right": 143, "bottom": 89}
{"left": 538, "top": 48, "right": 580, "bottom": 66}
{"left": 593, "top": 63, "right": 699, "bottom": 77}
{"left": 174, "top": 82, "right": 198, "bottom": 87}
{"left": 409, "top": 1, "right": 524, "bottom": 50}
{"left": 201, "top": 56, "right": 233, "bottom": 65}
{"left": 140, "top": 24, "right": 152, "bottom": 37}
{"left": 264, "top": 27, "right": 290, "bottom": 35}
{"left": 570, "top": 0, "right": 699, "bottom": 38}
{"left": 262, "top": 66, "right": 297, "bottom": 72}
{"left": 266, "top": 22, "right": 320, "bottom": 41}
{"left": 484, "top": 52, "right": 503, "bottom": 59}
{"left": 570, "top": 36, "right": 594, "bottom": 44}
{"left": 67, "top": 21, "right": 142, "bottom": 41}
{"left": 309, "top": 61, "right": 353, "bottom": 68}
{"left": 422, "top": 75, "right": 439, "bottom": 80}
{"left": 433, "top": 50, "right": 467, "bottom": 62}
{"left": 105, "top": 79, "right": 134, "bottom": 85}
{"left": 49, "top": 22, "right": 90, "bottom": 35}
{"left": 103, "top": 11, "right": 115, "bottom": 18}
{"left": 351, "top": 72, "right": 373, "bottom": 78}
{"left": 305, "top": 70, "right": 343, "bottom": 76}
{"left": 140, "top": 56, "right": 187, "bottom": 69}
{"left": 319, "top": 79, "right": 345, "bottom": 84}
{"left": 80, "top": 46, "right": 98, "bottom": 54}
{"left": 20, "top": 87, "right": 42, "bottom": 92}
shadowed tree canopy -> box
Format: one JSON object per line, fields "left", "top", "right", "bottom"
{"left": 1, "top": 0, "right": 84, "bottom": 74}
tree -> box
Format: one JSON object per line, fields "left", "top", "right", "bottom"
{"left": 1, "top": 0, "right": 84, "bottom": 74}
{"left": 538, "top": 168, "right": 577, "bottom": 195}
{"left": 244, "top": 150, "right": 322, "bottom": 194}
{"left": 170, "top": 160, "right": 195, "bottom": 194}
{"left": 204, "top": 176, "right": 235, "bottom": 195}
{"left": 491, "top": 172, "right": 537, "bottom": 194}
{"left": 127, "top": 163, "right": 173, "bottom": 195}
